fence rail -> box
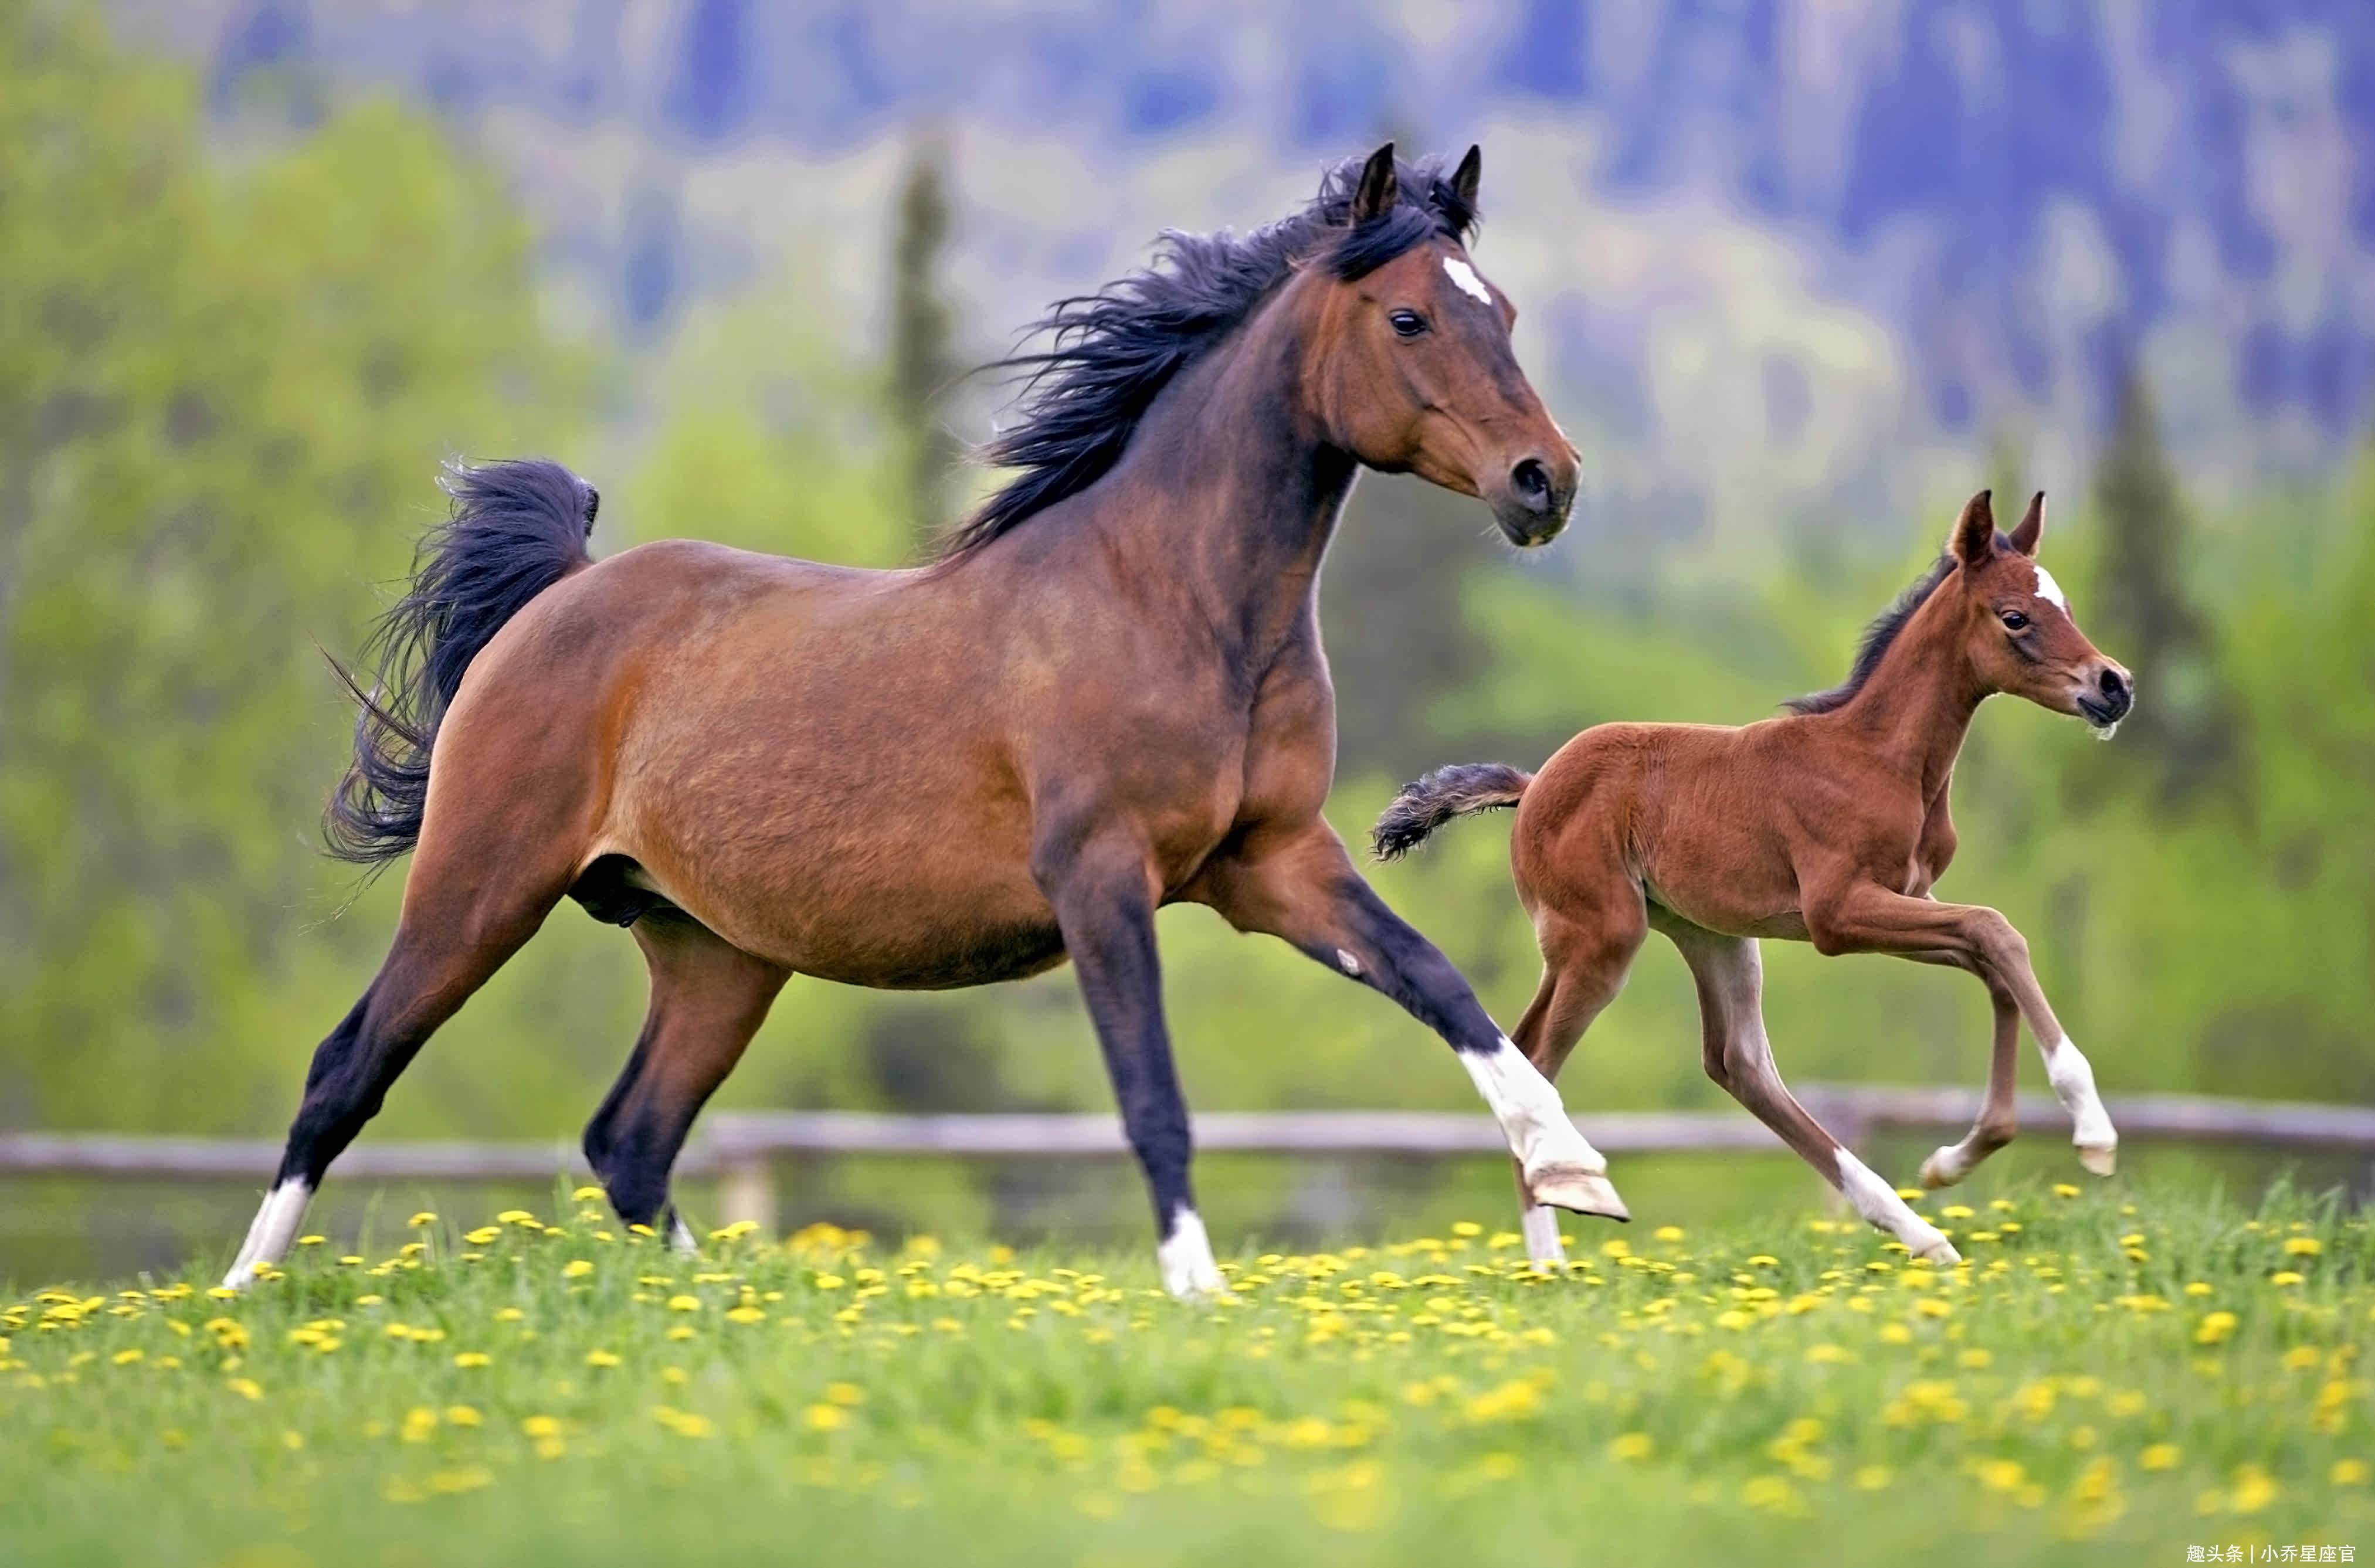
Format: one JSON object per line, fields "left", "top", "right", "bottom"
{"left": 5, "top": 1085, "right": 2371, "bottom": 1234}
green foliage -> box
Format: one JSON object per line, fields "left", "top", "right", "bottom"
{"left": 4, "top": 1186, "right": 2369, "bottom": 1565}
{"left": 0, "top": 6, "right": 581, "bottom": 1131}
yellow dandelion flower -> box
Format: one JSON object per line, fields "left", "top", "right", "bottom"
{"left": 572, "top": 1185, "right": 606, "bottom": 1203}
{"left": 111, "top": 1349, "right": 143, "bottom": 1366}
{"left": 463, "top": 1227, "right": 500, "bottom": 1245}
{"left": 2139, "top": 1444, "right": 2180, "bottom": 1471}
{"left": 2183, "top": 1282, "right": 2213, "bottom": 1297}
{"left": 666, "top": 1325, "right": 695, "bottom": 1341}
{"left": 666, "top": 1295, "right": 701, "bottom": 1312}
{"left": 1609, "top": 1433, "right": 1653, "bottom": 1461}
{"left": 805, "top": 1404, "right": 846, "bottom": 1431}
{"left": 2229, "top": 1464, "right": 2276, "bottom": 1513}
{"left": 1654, "top": 1226, "right": 1685, "bottom": 1243}
{"left": 2286, "top": 1237, "right": 2325, "bottom": 1257}
{"left": 297, "top": 1235, "right": 325, "bottom": 1247}
{"left": 584, "top": 1349, "right": 620, "bottom": 1369}
{"left": 2052, "top": 1184, "right": 2080, "bottom": 1199}
{"left": 1854, "top": 1465, "right": 1891, "bottom": 1490}
{"left": 226, "top": 1377, "right": 262, "bottom": 1401}
{"left": 562, "top": 1260, "right": 593, "bottom": 1279}
{"left": 406, "top": 1212, "right": 437, "bottom": 1228}
{"left": 2271, "top": 1271, "right": 2305, "bottom": 1287}
{"left": 2333, "top": 1460, "right": 2367, "bottom": 1486}
{"left": 453, "top": 1352, "right": 491, "bottom": 1369}
{"left": 497, "top": 1210, "right": 537, "bottom": 1226}
{"left": 725, "top": 1306, "right": 766, "bottom": 1325}
{"left": 445, "top": 1406, "right": 482, "bottom": 1427}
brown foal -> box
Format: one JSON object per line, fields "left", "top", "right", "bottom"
{"left": 1375, "top": 491, "right": 2133, "bottom": 1265}
{"left": 223, "top": 145, "right": 1624, "bottom": 1299}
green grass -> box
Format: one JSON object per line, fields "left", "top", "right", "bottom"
{"left": 3, "top": 1182, "right": 2369, "bottom": 1567}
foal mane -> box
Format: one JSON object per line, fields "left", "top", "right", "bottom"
{"left": 1783, "top": 554, "right": 1956, "bottom": 716}
{"left": 935, "top": 151, "right": 1481, "bottom": 562}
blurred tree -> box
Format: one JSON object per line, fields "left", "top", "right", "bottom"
{"left": 887, "top": 131, "right": 958, "bottom": 554}
{"left": 2088, "top": 368, "right": 2236, "bottom": 805}
{"left": 0, "top": 4, "right": 578, "bottom": 1131}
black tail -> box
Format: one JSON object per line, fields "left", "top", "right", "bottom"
{"left": 1370, "top": 763, "right": 1533, "bottom": 861}
{"left": 324, "top": 459, "right": 599, "bottom": 868}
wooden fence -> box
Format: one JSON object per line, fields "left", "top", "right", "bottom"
{"left": 4, "top": 1085, "right": 2371, "bottom": 1236}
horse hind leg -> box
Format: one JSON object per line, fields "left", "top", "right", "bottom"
{"left": 1663, "top": 920, "right": 1960, "bottom": 1266}
{"left": 1506, "top": 901, "right": 1646, "bottom": 1265}
{"left": 1918, "top": 958, "right": 2022, "bottom": 1189}
{"left": 582, "top": 908, "right": 789, "bottom": 1247}
{"left": 222, "top": 842, "right": 576, "bottom": 1287}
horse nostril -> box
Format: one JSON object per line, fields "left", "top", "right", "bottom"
{"left": 2099, "top": 668, "right": 2127, "bottom": 700}
{"left": 1511, "top": 457, "right": 1552, "bottom": 511}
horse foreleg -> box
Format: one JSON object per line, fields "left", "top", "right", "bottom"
{"left": 1188, "top": 823, "right": 1629, "bottom": 1225}
{"left": 583, "top": 908, "right": 789, "bottom": 1247}
{"left": 1035, "top": 829, "right": 1216, "bottom": 1301}
{"left": 1806, "top": 880, "right": 2117, "bottom": 1180}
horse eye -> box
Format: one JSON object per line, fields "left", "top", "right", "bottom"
{"left": 2000, "top": 610, "right": 2030, "bottom": 631}
{"left": 1388, "top": 308, "right": 1428, "bottom": 338}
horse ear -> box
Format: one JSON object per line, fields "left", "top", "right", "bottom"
{"left": 2007, "top": 490, "right": 2045, "bottom": 555}
{"left": 1949, "top": 490, "right": 1997, "bottom": 567}
{"left": 1450, "top": 144, "right": 1482, "bottom": 209}
{"left": 1351, "top": 142, "right": 1399, "bottom": 223}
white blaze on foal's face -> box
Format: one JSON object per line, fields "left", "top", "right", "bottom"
{"left": 2030, "top": 562, "right": 2068, "bottom": 612}
{"left": 1442, "top": 256, "right": 1493, "bottom": 306}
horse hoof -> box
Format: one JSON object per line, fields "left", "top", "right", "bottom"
{"left": 2077, "top": 1143, "right": 2117, "bottom": 1177}
{"left": 1913, "top": 1236, "right": 1963, "bottom": 1266}
{"left": 1526, "top": 1166, "right": 1630, "bottom": 1223}
{"left": 1917, "top": 1148, "right": 1968, "bottom": 1190}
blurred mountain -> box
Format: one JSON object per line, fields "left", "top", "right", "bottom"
{"left": 121, "top": 0, "right": 2375, "bottom": 554}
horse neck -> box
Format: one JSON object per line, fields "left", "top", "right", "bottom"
{"left": 1830, "top": 593, "right": 1988, "bottom": 802}
{"left": 1091, "top": 278, "right": 1357, "bottom": 657}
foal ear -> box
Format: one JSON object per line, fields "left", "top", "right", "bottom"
{"left": 2007, "top": 490, "right": 2045, "bottom": 556}
{"left": 1949, "top": 490, "right": 1997, "bottom": 567}
{"left": 1351, "top": 142, "right": 1400, "bottom": 223}
{"left": 1450, "top": 144, "right": 1482, "bottom": 209}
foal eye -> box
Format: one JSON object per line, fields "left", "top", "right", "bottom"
{"left": 2000, "top": 610, "right": 2030, "bottom": 631}
{"left": 1388, "top": 308, "right": 1428, "bottom": 338}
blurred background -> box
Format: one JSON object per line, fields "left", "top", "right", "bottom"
{"left": 5, "top": 0, "right": 2373, "bottom": 1284}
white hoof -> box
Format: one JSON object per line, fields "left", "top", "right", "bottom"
{"left": 1913, "top": 1234, "right": 1963, "bottom": 1266}
{"left": 2077, "top": 1142, "right": 2117, "bottom": 1177}
{"left": 1917, "top": 1146, "right": 1969, "bottom": 1190}
{"left": 1524, "top": 1165, "right": 1630, "bottom": 1223}
{"left": 1158, "top": 1208, "right": 1226, "bottom": 1302}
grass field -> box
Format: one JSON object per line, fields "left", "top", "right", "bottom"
{"left": 4, "top": 1180, "right": 2369, "bottom": 1567}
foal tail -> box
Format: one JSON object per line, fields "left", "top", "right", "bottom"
{"left": 1370, "top": 763, "right": 1533, "bottom": 860}
{"left": 325, "top": 459, "right": 599, "bottom": 868}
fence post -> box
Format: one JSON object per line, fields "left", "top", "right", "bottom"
{"left": 720, "top": 1152, "right": 777, "bottom": 1237}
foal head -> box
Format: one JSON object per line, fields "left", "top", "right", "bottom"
{"left": 1303, "top": 144, "right": 1580, "bottom": 545}
{"left": 1941, "top": 490, "right": 2133, "bottom": 734}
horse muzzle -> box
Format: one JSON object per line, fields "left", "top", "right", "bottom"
{"left": 1490, "top": 453, "right": 1576, "bottom": 547}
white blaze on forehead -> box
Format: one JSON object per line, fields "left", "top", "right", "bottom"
{"left": 1442, "top": 256, "right": 1494, "bottom": 306}
{"left": 2030, "top": 562, "right": 2068, "bottom": 611}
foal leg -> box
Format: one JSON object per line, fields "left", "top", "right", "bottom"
{"left": 1035, "top": 827, "right": 1217, "bottom": 1300}
{"left": 1805, "top": 882, "right": 2117, "bottom": 1178}
{"left": 1505, "top": 898, "right": 1648, "bottom": 1264}
{"left": 1659, "top": 917, "right": 1959, "bottom": 1264}
{"left": 582, "top": 908, "right": 789, "bottom": 1248}
{"left": 222, "top": 834, "right": 576, "bottom": 1287}
{"left": 1188, "top": 822, "right": 1628, "bottom": 1223}
{"left": 1915, "top": 957, "right": 2024, "bottom": 1189}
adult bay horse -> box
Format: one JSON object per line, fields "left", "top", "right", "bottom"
{"left": 223, "top": 144, "right": 1621, "bottom": 1299}
{"left": 1373, "top": 491, "right": 2133, "bottom": 1267}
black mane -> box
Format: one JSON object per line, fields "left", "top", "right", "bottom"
{"left": 937, "top": 151, "right": 1480, "bottom": 561}
{"left": 1783, "top": 554, "right": 1956, "bottom": 715}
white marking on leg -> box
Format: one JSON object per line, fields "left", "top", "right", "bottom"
{"left": 1918, "top": 1139, "right": 1983, "bottom": 1189}
{"left": 222, "top": 1179, "right": 313, "bottom": 1289}
{"left": 2030, "top": 562, "right": 2068, "bottom": 611}
{"left": 668, "top": 1214, "right": 700, "bottom": 1254}
{"left": 1835, "top": 1147, "right": 1958, "bottom": 1263}
{"left": 1461, "top": 1037, "right": 1627, "bottom": 1218}
{"left": 1157, "top": 1206, "right": 1224, "bottom": 1301}
{"left": 1519, "top": 1204, "right": 1566, "bottom": 1266}
{"left": 2043, "top": 1034, "right": 2117, "bottom": 1173}
{"left": 1336, "top": 948, "right": 1363, "bottom": 978}
{"left": 1443, "top": 256, "right": 1493, "bottom": 305}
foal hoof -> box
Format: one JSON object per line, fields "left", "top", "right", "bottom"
{"left": 1913, "top": 1235, "right": 1964, "bottom": 1267}
{"left": 1916, "top": 1147, "right": 1970, "bottom": 1190}
{"left": 2077, "top": 1143, "right": 2118, "bottom": 1177}
{"left": 1526, "top": 1166, "right": 1630, "bottom": 1223}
